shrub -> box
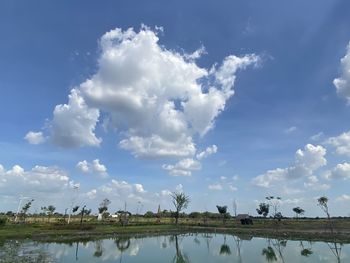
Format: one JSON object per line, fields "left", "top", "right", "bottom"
{"left": 0, "top": 217, "right": 7, "bottom": 226}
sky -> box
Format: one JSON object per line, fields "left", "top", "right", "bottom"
{"left": 1, "top": 0, "right": 350, "bottom": 217}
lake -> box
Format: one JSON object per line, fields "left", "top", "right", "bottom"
{"left": 0, "top": 233, "right": 348, "bottom": 262}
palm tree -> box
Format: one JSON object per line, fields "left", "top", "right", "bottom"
{"left": 171, "top": 192, "right": 190, "bottom": 225}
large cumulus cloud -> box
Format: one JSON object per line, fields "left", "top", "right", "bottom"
{"left": 29, "top": 26, "right": 259, "bottom": 160}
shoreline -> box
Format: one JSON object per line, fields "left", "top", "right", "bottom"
{"left": 1, "top": 223, "right": 350, "bottom": 244}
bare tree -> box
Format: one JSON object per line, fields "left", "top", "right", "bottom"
{"left": 232, "top": 200, "right": 237, "bottom": 217}
{"left": 266, "top": 196, "right": 282, "bottom": 219}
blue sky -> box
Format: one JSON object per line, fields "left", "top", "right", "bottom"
{"left": 1, "top": 0, "right": 350, "bottom": 217}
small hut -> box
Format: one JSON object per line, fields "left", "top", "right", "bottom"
{"left": 236, "top": 214, "right": 253, "bottom": 225}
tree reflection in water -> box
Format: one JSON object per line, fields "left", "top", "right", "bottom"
{"left": 169, "top": 234, "right": 190, "bottom": 263}
{"left": 75, "top": 241, "right": 79, "bottom": 261}
{"left": 327, "top": 241, "right": 342, "bottom": 263}
{"left": 201, "top": 233, "right": 213, "bottom": 254}
{"left": 233, "top": 234, "right": 251, "bottom": 263}
{"left": 193, "top": 233, "right": 200, "bottom": 245}
{"left": 262, "top": 239, "right": 286, "bottom": 263}
{"left": 219, "top": 235, "right": 231, "bottom": 255}
{"left": 115, "top": 236, "right": 131, "bottom": 263}
{"left": 262, "top": 246, "right": 277, "bottom": 262}
{"left": 93, "top": 240, "right": 103, "bottom": 258}
{"left": 299, "top": 241, "right": 313, "bottom": 257}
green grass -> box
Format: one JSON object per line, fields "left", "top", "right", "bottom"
{"left": 1, "top": 217, "right": 350, "bottom": 243}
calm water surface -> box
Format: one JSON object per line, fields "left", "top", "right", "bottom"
{"left": 0, "top": 233, "right": 348, "bottom": 262}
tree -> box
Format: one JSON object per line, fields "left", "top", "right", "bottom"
{"left": 216, "top": 205, "right": 228, "bottom": 225}
{"left": 41, "top": 205, "right": 56, "bottom": 222}
{"left": 317, "top": 196, "right": 330, "bottom": 219}
{"left": 98, "top": 198, "right": 111, "bottom": 220}
{"left": 266, "top": 196, "right": 282, "bottom": 219}
{"left": 85, "top": 209, "right": 92, "bottom": 216}
{"left": 317, "top": 196, "right": 333, "bottom": 233}
{"left": 72, "top": 206, "right": 80, "bottom": 214}
{"left": 256, "top": 203, "right": 270, "bottom": 218}
{"left": 47, "top": 205, "right": 56, "bottom": 222}
{"left": 171, "top": 192, "right": 190, "bottom": 225}
{"left": 292, "top": 207, "right": 305, "bottom": 218}
{"left": 79, "top": 205, "right": 86, "bottom": 226}
{"left": 20, "top": 199, "right": 34, "bottom": 223}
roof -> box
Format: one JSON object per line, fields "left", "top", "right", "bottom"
{"left": 235, "top": 214, "right": 250, "bottom": 220}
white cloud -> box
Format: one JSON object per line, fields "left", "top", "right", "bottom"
{"left": 333, "top": 41, "right": 350, "bottom": 101}
{"left": 76, "top": 159, "right": 108, "bottom": 177}
{"left": 0, "top": 164, "right": 70, "bottom": 196}
{"left": 162, "top": 158, "right": 201, "bottom": 176}
{"left": 208, "top": 183, "right": 223, "bottom": 191}
{"left": 51, "top": 89, "right": 101, "bottom": 148}
{"left": 228, "top": 185, "right": 238, "bottom": 192}
{"left": 24, "top": 131, "right": 46, "bottom": 145}
{"left": 92, "top": 159, "right": 107, "bottom": 174}
{"left": 119, "top": 135, "right": 195, "bottom": 159}
{"left": 86, "top": 189, "right": 97, "bottom": 199}
{"left": 196, "top": 145, "right": 218, "bottom": 160}
{"left": 325, "top": 162, "right": 350, "bottom": 180}
{"left": 232, "top": 175, "right": 239, "bottom": 181}
{"left": 175, "top": 184, "right": 183, "bottom": 193}
{"left": 295, "top": 144, "right": 327, "bottom": 171}
{"left": 336, "top": 194, "right": 350, "bottom": 202}
{"left": 160, "top": 189, "right": 172, "bottom": 196}
{"left": 134, "top": 183, "right": 145, "bottom": 193}
{"left": 251, "top": 144, "right": 327, "bottom": 188}
{"left": 281, "top": 198, "right": 303, "bottom": 205}
{"left": 252, "top": 168, "right": 287, "bottom": 188}
{"left": 76, "top": 160, "right": 90, "bottom": 173}
{"left": 303, "top": 176, "right": 330, "bottom": 191}
{"left": 35, "top": 26, "right": 259, "bottom": 159}
{"left": 284, "top": 126, "right": 297, "bottom": 134}
{"left": 327, "top": 130, "right": 350, "bottom": 156}
{"left": 310, "top": 132, "right": 324, "bottom": 141}
{"left": 81, "top": 178, "right": 170, "bottom": 212}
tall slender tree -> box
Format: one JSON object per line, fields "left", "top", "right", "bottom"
{"left": 216, "top": 205, "right": 228, "bottom": 225}
{"left": 171, "top": 192, "right": 190, "bottom": 225}
{"left": 20, "top": 199, "right": 34, "bottom": 223}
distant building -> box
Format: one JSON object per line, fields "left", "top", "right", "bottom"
{"left": 236, "top": 214, "right": 253, "bottom": 225}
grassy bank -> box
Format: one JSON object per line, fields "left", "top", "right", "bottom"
{"left": 1, "top": 217, "right": 350, "bottom": 243}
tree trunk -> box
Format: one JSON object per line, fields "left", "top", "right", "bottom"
{"left": 80, "top": 206, "right": 85, "bottom": 226}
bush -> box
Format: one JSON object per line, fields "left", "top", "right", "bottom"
{"left": 0, "top": 217, "right": 7, "bottom": 226}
